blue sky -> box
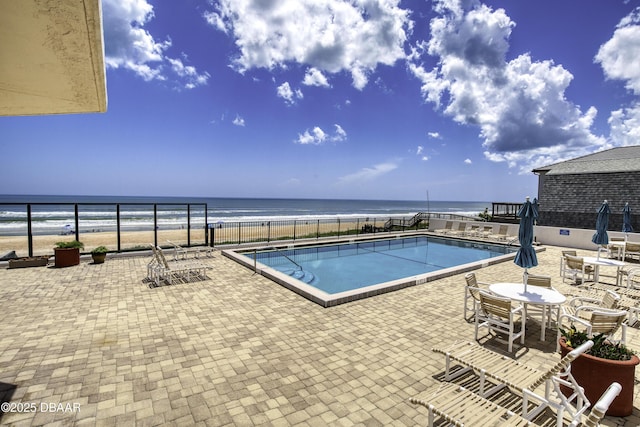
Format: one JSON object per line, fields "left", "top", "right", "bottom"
{"left": 2, "top": 0, "right": 640, "bottom": 202}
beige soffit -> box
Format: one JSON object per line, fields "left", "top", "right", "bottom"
{"left": 0, "top": 0, "right": 107, "bottom": 116}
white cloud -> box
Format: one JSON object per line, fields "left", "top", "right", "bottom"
{"left": 608, "top": 104, "right": 640, "bottom": 146}
{"left": 297, "top": 127, "right": 327, "bottom": 145}
{"left": 416, "top": 146, "right": 424, "bottom": 155}
{"left": 427, "top": 132, "right": 441, "bottom": 139}
{"left": 596, "top": 7, "right": 640, "bottom": 94}
{"left": 464, "top": 158, "right": 472, "bottom": 164}
{"left": 103, "top": 0, "right": 210, "bottom": 89}
{"left": 303, "top": 68, "right": 331, "bottom": 87}
{"left": 167, "top": 57, "right": 211, "bottom": 89}
{"left": 338, "top": 162, "right": 398, "bottom": 183}
{"left": 277, "top": 82, "right": 304, "bottom": 105}
{"left": 421, "top": 156, "right": 430, "bottom": 161}
{"left": 233, "top": 115, "right": 245, "bottom": 126}
{"left": 408, "top": 0, "right": 606, "bottom": 173}
{"left": 205, "top": 0, "right": 413, "bottom": 90}
{"left": 333, "top": 124, "right": 347, "bottom": 142}
{"left": 295, "top": 124, "right": 347, "bottom": 145}
{"left": 595, "top": 7, "right": 640, "bottom": 147}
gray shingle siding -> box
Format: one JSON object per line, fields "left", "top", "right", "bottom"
{"left": 537, "top": 171, "right": 640, "bottom": 229}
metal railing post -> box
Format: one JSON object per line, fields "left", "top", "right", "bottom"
{"left": 205, "top": 204, "right": 209, "bottom": 246}
{"left": 27, "top": 204, "right": 33, "bottom": 257}
{"left": 153, "top": 204, "right": 158, "bottom": 248}
{"left": 187, "top": 204, "right": 191, "bottom": 246}
{"left": 116, "top": 204, "right": 121, "bottom": 252}
{"left": 74, "top": 204, "right": 80, "bottom": 243}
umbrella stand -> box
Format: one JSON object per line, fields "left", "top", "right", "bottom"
{"left": 592, "top": 200, "right": 610, "bottom": 260}
{"left": 514, "top": 196, "right": 538, "bottom": 293}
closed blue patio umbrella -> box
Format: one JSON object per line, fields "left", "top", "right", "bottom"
{"left": 622, "top": 203, "right": 633, "bottom": 234}
{"left": 514, "top": 197, "right": 538, "bottom": 292}
{"left": 591, "top": 201, "right": 610, "bottom": 254}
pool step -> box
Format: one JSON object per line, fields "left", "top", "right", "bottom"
{"left": 286, "top": 268, "right": 317, "bottom": 285}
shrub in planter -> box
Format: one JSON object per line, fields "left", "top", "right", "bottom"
{"left": 54, "top": 240, "right": 84, "bottom": 268}
{"left": 559, "top": 326, "right": 638, "bottom": 416}
{"left": 91, "top": 246, "right": 108, "bottom": 264}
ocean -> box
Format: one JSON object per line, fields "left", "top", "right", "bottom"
{"left": 0, "top": 195, "right": 490, "bottom": 236}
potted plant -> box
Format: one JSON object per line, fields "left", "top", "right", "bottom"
{"left": 90, "top": 246, "right": 108, "bottom": 264}
{"left": 54, "top": 240, "right": 84, "bottom": 268}
{"left": 559, "top": 326, "right": 638, "bottom": 416}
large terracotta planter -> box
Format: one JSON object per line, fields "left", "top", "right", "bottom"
{"left": 54, "top": 247, "right": 80, "bottom": 268}
{"left": 559, "top": 337, "right": 639, "bottom": 416}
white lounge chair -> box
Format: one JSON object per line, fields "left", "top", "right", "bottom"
{"left": 478, "top": 225, "right": 494, "bottom": 238}
{"left": 434, "top": 221, "right": 453, "bottom": 234}
{"left": 448, "top": 222, "right": 468, "bottom": 236}
{"left": 423, "top": 340, "right": 619, "bottom": 426}
{"left": 167, "top": 240, "right": 214, "bottom": 260}
{"left": 150, "top": 245, "right": 208, "bottom": 286}
{"left": 410, "top": 380, "right": 621, "bottom": 427}
{"left": 487, "top": 224, "right": 512, "bottom": 241}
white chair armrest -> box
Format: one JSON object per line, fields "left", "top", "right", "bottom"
{"left": 560, "top": 313, "right": 592, "bottom": 334}
{"left": 568, "top": 296, "right": 599, "bottom": 308}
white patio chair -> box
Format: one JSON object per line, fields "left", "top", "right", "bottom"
{"left": 475, "top": 290, "right": 525, "bottom": 352}
{"left": 624, "top": 241, "right": 640, "bottom": 261}
{"left": 562, "top": 255, "right": 594, "bottom": 284}
{"left": 463, "top": 272, "right": 491, "bottom": 321}
{"left": 562, "top": 289, "right": 620, "bottom": 319}
{"left": 522, "top": 273, "right": 560, "bottom": 327}
{"left": 556, "top": 308, "right": 628, "bottom": 351}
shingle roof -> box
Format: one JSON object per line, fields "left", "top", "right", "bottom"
{"left": 532, "top": 145, "right": 640, "bottom": 175}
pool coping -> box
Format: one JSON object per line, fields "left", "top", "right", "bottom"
{"left": 222, "top": 233, "right": 546, "bottom": 307}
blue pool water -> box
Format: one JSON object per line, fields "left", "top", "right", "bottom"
{"left": 251, "top": 236, "right": 517, "bottom": 295}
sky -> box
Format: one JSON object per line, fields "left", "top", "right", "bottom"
{"left": 2, "top": 0, "right": 640, "bottom": 202}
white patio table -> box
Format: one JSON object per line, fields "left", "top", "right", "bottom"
{"left": 489, "top": 283, "right": 566, "bottom": 341}
{"left": 582, "top": 256, "right": 626, "bottom": 285}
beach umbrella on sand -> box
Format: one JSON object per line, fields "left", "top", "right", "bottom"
{"left": 592, "top": 200, "right": 610, "bottom": 258}
{"left": 623, "top": 203, "right": 633, "bottom": 234}
{"left": 514, "top": 196, "right": 538, "bottom": 292}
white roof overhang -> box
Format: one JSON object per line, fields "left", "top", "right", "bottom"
{"left": 0, "top": 0, "right": 107, "bottom": 116}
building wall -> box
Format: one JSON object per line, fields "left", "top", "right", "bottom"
{"left": 537, "top": 171, "right": 640, "bottom": 230}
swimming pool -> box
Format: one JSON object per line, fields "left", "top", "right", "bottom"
{"left": 225, "top": 234, "right": 528, "bottom": 307}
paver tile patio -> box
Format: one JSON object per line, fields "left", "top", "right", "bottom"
{"left": 0, "top": 244, "right": 639, "bottom": 426}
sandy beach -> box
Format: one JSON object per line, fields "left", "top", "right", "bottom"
{"left": 0, "top": 220, "right": 373, "bottom": 257}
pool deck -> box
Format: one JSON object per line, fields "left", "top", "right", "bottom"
{"left": 1, "top": 243, "right": 639, "bottom": 426}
